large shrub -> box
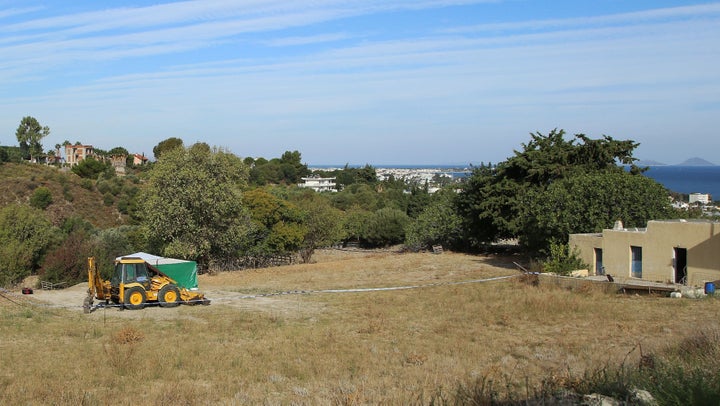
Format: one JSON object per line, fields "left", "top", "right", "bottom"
{"left": 0, "top": 204, "right": 57, "bottom": 286}
{"left": 40, "top": 231, "right": 92, "bottom": 285}
{"left": 71, "top": 156, "right": 112, "bottom": 179}
{"left": 361, "top": 207, "right": 410, "bottom": 247}
{"left": 29, "top": 186, "right": 53, "bottom": 209}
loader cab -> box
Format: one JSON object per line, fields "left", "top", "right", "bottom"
{"left": 112, "top": 258, "right": 151, "bottom": 290}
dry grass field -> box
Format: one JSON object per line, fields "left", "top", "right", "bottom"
{"left": 2, "top": 249, "right": 719, "bottom": 404}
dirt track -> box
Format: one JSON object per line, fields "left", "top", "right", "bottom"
{"left": 16, "top": 249, "right": 519, "bottom": 320}
{"left": 25, "top": 281, "right": 308, "bottom": 320}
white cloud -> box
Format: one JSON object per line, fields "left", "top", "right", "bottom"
{"left": 445, "top": 3, "right": 720, "bottom": 33}
{"left": 0, "top": 1, "right": 718, "bottom": 163}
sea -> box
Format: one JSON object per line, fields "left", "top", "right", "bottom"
{"left": 310, "top": 164, "right": 720, "bottom": 200}
{"left": 640, "top": 166, "right": 720, "bottom": 199}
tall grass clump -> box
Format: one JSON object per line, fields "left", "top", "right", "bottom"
{"left": 557, "top": 329, "right": 720, "bottom": 404}
{"left": 104, "top": 326, "right": 145, "bottom": 376}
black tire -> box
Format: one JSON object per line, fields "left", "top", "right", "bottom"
{"left": 124, "top": 286, "right": 146, "bottom": 310}
{"left": 158, "top": 285, "right": 181, "bottom": 308}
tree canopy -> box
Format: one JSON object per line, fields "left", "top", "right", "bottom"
{"left": 15, "top": 116, "right": 50, "bottom": 161}
{"left": 521, "top": 171, "right": 673, "bottom": 253}
{"left": 455, "top": 129, "right": 669, "bottom": 254}
{"left": 243, "top": 188, "right": 306, "bottom": 256}
{"left": 71, "top": 156, "right": 112, "bottom": 179}
{"left": 153, "top": 137, "right": 184, "bottom": 159}
{"left": 140, "top": 143, "right": 253, "bottom": 268}
{"left": 248, "top": 150, "right": 310, "bottom": 186}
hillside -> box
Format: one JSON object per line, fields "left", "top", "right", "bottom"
{"left": 0, "top": 162, "right": 129, "bottom": 228}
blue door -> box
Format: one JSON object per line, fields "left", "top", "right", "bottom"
{"left": 631, "top": 246, "right": 642, "bottom": 278}
{"left": 594, "top": 248, "right": 604, "bottom": 275}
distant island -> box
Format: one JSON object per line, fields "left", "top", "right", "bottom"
{"left": 635, "top": 157, "right": 716, "bottom": 166}
{"left": 678, "top": 157, "right": 716, "bottom": 166}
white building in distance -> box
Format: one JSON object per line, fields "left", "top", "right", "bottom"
{"left": 299, "top": 176, "right": 337, "bottom": 192}
{"left": 689, "top": 193, "right": 711, "bottom": 205}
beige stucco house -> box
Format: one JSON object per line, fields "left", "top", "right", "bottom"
{"left": 569, "top": 219, "right": 720, "bottom": 287}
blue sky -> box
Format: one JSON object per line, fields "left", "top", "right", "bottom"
{"left": 1, "top": 1, "right": 718, "bottom": 165}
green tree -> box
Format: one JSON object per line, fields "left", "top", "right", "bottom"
{"left": 455, "top": 129, "right": 647, "bottom": 251}
{"left": 153, "top": 137, "right": 184, "bottom": 160}
{"left": 405, "top": 190, "right": 462, "bottom": 251}
{"left": 331, "top": 164, "right": 378, "bottom": 189}
{"left": 244, "top": 189, "right": 306, "bottom": 255}
{"left": 331, "top": 183, "right": 381, "bottom": 211}
{"left": 357, "top": 164, "right": 378, "bottom": 184}
{"left": 248, "top": 151, "right": 311, "bottom": 186}
{"left": 71, "top": 156, "right": 112, "bottom": 179}
{"left": 140, "top": 144, "right": 253, "bottom": 268}
{"left": 293, "top": 193, "right": 345, "bottom": 262}
{"left": 341, "top": 206, "right": 372, "bottom": 245}
{"left": 108, "top": 146, "right": 129, "bottom": 156}
{"left": 279, "top": 150, "right": 310, "bottom": 184}
{"left": 405, "top": 184, "right": 431, "bottom": 218}
{"left": 0, "top": 204, "right": 57, "bottom": 286}
{"left": 361, "top": 207, "right": 410, "bottom": 247}
{"left": 521, "top": 171, "right": 673, "bottom": 254}
{"left": 15, "top": 116, "right": 50, "bottom": 161}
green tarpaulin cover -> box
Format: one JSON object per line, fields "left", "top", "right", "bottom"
{"left": 117, "top": 252, "right": 199, "bottom": 290}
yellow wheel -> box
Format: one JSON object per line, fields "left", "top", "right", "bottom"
{"left": 124, "top": 286, "right": 146, "bottom": 310}
{"left": 159, "top": 285, "right": 181, "bottom": 308}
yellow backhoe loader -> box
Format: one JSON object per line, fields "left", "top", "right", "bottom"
{"left": 83, "top": 256, "right": 209, "bottom": 313}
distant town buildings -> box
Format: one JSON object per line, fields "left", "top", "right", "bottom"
{"left": 375, "top": 168, "right": 454, "bottom": 184}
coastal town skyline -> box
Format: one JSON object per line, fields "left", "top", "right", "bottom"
{"left": 1, "top": 1, "right": 718, "bottom": 165}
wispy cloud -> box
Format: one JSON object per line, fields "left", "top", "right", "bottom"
{"left": 263, "top": 33, "right": 352, "bottom": 47}
{"left": 0, "top": 1, "right": 718, "bottom": 163}
{"left": 0, "top": 6, "right": 42, "bottom": 20}
{"left": 444, "top": 3, "right": 720, "bottom": 37}
{"left": 0, "top": 0, "right": 499, "bottom": 81}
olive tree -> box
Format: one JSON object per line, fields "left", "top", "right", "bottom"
{"left": 293, "top": 193, "right": 345, "bottom": 262}
{"left": 140, "top": 144, "right": 254, "bottom": 269}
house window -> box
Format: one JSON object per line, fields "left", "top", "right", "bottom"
{"left": 631, "top": 246, "right": 642, "bottom": 278}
